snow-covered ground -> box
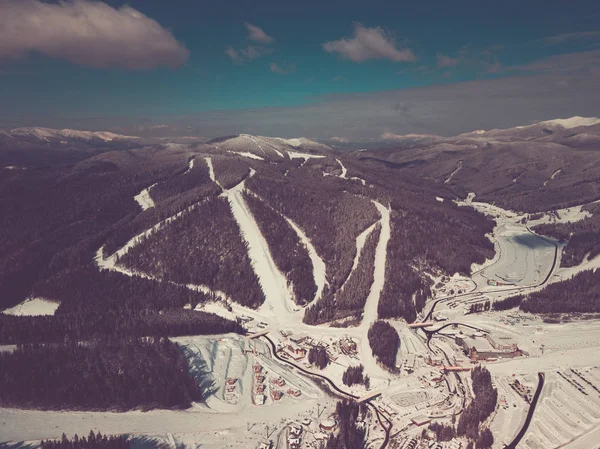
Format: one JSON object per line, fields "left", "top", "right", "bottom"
{"left": 183, "top": 157, "right": 194, "bottom": 174}
{"left": 444, "top": 160, "right": 463, "bottom": 184}
{"left": 0, "top": 336, "right": 329, "bottom": 446}
{"left": 229, "top": 151, "right": 265, "bottom": 160}
{"left": 133, "top": 183, "right": 156, "bottom": 210}
{"left": 224, "top": 174, "right": 300, "bottom": 322}
{"left": 2, "top": 297, "right": 60, "bottom": 316}
{"left": 359, "top": 201, "right": 392, "bottom": 380}
{"left": 477, "top": 223, "right": 556, "bottom": 287}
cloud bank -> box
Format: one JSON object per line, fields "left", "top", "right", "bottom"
{"left": 323, "top": 24, "right": 415, "bottom": 63}
{"left": 0, "top": 0, "right": 189, "bottom": 69}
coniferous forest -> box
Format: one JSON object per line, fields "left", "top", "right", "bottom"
{"left": 41, "top": 431, "right": 130, "bottom": 449}
{"left": 367, "top": 320, "right": 400, "bottom": 370}
{"left": 0, "top": 338, "right": 208, "bottom": 411}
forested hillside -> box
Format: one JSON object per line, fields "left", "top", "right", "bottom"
{"left": 0, "top": 338, "right": 208, "bottom": 410}
{"left": 120, "top": 197, "right": 265, "bottom": 308}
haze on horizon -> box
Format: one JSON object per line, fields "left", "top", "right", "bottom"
{"left": 0, "top": 0, "right": 599, "bottom": 139}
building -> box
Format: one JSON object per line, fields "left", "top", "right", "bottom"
{"left": 288, "top": 437, "right": 301, "bottom": 449}
{"left": 286, "top": 345, "right": 307, "bottom": 360}
{"left": 254, "top": 394, "right": 266, "bottom": 405}
{"left": 403, "top": 354, "right": 416, "bottom": 371}
{"left": 289, "top": 425, "right": 303, "bottom": 437}
{"left": 271, "top": 389, "right": 283, "bottom": 401}
{"left": 287, "top": 388, "right": 302, "bottom": 397}
{"left": 290, "top": 334, "right": 308, "bottom": 344}
{"left": 455, "top": 332, "right": 520, "bottom": 361}
{"left": 253, "top": 363, "right": 263, "bottom": 373}
{"left": 411, "top": 416, "right": 431, "bottom": 426}
{"left": 487, "top": 334, "right": 518, "bottom": 352}
{"left": 319, "top": 419, "right": 336, "bottom": 432}
{"left": 271, "top": 377, "right": 286, "bottom": 387}
{"left": 339, "top": 337, "right": 358, "bottom": 355}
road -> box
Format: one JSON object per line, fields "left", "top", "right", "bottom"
{"left": 503, "top": 372, "right": 545, "bottom": 449}
{"left": 260, "top": 335, "right": 392, "bottom": 449}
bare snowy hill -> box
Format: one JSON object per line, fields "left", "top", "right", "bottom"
{"left": 357, "top": 116, "right": 600, "bottom": 213}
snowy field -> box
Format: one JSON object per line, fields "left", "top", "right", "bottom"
{"left": 2, "top": 297, "right": 60, "bottom": 316}
{"left": 477, "top": 223, "right": 556, "bottom": 287}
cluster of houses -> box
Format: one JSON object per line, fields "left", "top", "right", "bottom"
{"left": 279, "top": 330, "right": 358, "bottom": 364}
{"left": 224, "top": 378, "right": 239, "bottom": 404}
{"left": 252, "top": 362, "right": 303, "bottom": 405}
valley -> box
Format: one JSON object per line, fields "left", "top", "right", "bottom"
{"left": 2, "top": 120, "right": 600, "bottom": 449}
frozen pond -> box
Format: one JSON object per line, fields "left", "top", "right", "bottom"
{"left": 480, "top": 224, "right": 557, "bottom": 287}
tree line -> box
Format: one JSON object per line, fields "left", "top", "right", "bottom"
{"left": 211, "top": 155, "right": 252, "bottom": 189}
{"left": 308, "top": 346, "right": 330, "bottom": 369}
{"left": 520, "top": 269, "right": 600, "bottom": 314}
{"left": 325, "top": 400, "right": 367, "bottom": 449}
{"left": 367, "top": 320, "right": 399, "bottom": 371}
{"left": 533, "top": 212, "right": 600, "bottom": 268}
{"left": 457, "top": 366, "right": 497, "bottom": 443}
{"left": 41, "top": 431, "right": 130, "bottom": 449}
{"left": 342, "top": 365, "right": 370, "bottom": 389}
{"left": 0, "top": 338, "right": 208, "bottom": 411}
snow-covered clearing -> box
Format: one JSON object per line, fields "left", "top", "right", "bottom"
{"left": 444, "top": 160, "right": 463, "bottom": 184}
{"left": 183, "top": 157, "right": 194, "bottom": 174}
{"left": 133, "top": 183, "right": 156, "bottom": 210}
{"left": 229, "top": 151, "right": 264, "bottom": 161}
{"left": 477, "top": 223, "right": 556, "bottom": 287}
{"left": 224, "top": 175, "right": 300, "bottom": 322}
{"left": 336, "top": 158, "right": 348, "bottom": 178}
{"left": 359, "top": 201, "right": 392, "bottom": 379}
{"left": 287, "top": 151, "right": 326, "bottom": 161}
{"left": 543, "top": 168, "right": 561, "bottom": 186}
{"left": 204, "top": 157, "right": 219, "bottom": 187}
{"left": 552, "top": 252, "right": 600, "bottom": 284}
{"left": 2, "top": 297, "right": 59, "bottom": 316}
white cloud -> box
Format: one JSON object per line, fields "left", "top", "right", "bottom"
{"left": 245, "top": 23, "right": 274, "bottom": 44}
{"left": 0, "top": 0, "right": 189, "bottom": 69}
{"left": 226, "top": 45, "right": 272, "bottom": 63}
{"left": 436, "top": 53, "right": 459, "bottom": 68}
{"left": 226, "top": 23, "right": 274, "bottom": 64}
{"left": 322, "top": 23, "right": 415, "bottom": 63}
{"left": 269, "top": 62, "right": 296, "bottom": 74}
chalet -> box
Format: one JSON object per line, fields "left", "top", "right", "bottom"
{"left": 285, "top": 345, "right": 307, "bottom": 360}
{"left": 287, "top": 388, "right": 301, "bottom": 397}
{"left": 271, "top": 376, "right": 286, "bottom": 387}
{"left": 271, "top": 389, "right": 283, "bottom": 401}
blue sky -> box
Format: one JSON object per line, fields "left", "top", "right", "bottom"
{"left": 0, "top": 0, "right": 599, "bottom": 137}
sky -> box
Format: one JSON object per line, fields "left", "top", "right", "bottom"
{"left": 0, "top": 0, "right": 599, "bottom": 139}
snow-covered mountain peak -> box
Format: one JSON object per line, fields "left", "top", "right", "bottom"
{"left": 8, "top": 127, "right": 138, "bottom": 142}
{"left": 537, "top": 116, "right": 600, "bottom": 129}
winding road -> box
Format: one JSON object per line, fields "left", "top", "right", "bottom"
{"left": 260, "top": 335, "right": 393, "bottom": 449}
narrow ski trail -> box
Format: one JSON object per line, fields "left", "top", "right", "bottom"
{"left": 359, "top": 200, "right": 392, "bottom": 379}
{"left": 224, "top": 173, "right": 300, "bottom": 322}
